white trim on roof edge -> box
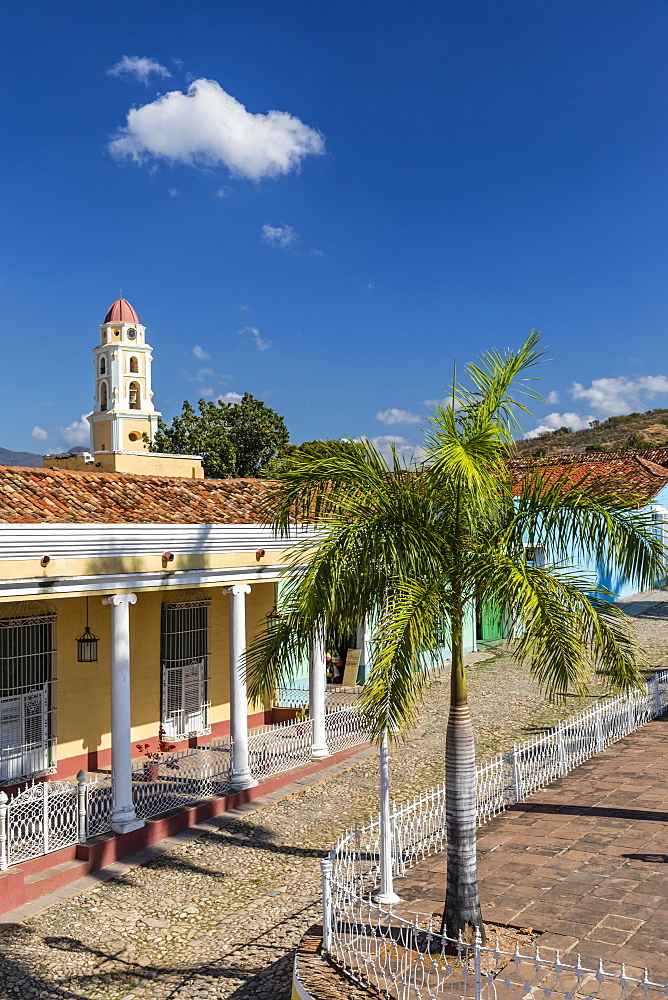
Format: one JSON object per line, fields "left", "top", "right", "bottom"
{"left": 0, "top": 523, "right": 307, "bottom": 562}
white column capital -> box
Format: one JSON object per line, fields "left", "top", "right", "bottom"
{"left": 102, "top": 593, "right": 137, "bottom": 607}
{"left": 224, "top": 584, "right": 251, "bottom": 597}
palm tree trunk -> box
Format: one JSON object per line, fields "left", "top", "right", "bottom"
{"left": 441, "top": 608, "right": 485, "bottom": 943}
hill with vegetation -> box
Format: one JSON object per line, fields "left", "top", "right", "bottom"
{"left": 0, "top": 446, "right": 43, "bottom": 468}
{"left": 515, "top": 409, "right": 668, "bottom": 458}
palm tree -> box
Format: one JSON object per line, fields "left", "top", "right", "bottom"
{"left": 246, "top": 331, "right": 664, "bottom": 942}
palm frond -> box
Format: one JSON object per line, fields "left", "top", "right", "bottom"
{"left": 359, "top": 579, "right": 451, "bottom": 738}
{"left": 476, "top": 550, "right": 645, "bottom": 699}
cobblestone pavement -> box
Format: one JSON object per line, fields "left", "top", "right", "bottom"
{"left": 1, "top": 614, "right": 666, "bottom": 1000}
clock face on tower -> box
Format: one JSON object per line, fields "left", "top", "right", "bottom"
{"left": 127, "top": 329, "right": 137, "bottom": 340}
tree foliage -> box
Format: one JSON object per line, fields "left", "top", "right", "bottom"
{"left": 149, "top": 393, "right": 289, "bottom": 478}
{"left": 269, "top": 438, "right": 364, "bottom": 472}
{"left": 246, "top": 330, "right": 666, "bottom": 940}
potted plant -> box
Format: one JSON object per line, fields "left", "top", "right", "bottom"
{"left": 295, "top": 707, "right": 310, "bottom": 738}
{"left": 136, "top": 726, "right": 179, "bottom": 781}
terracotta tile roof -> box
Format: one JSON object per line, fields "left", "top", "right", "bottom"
{"left": 0, "top": 466, "right": 278, "bottom": 524}
{"left": 2, "top": 449, "right": 667, "bottom": 526}
{"left": 508, "top": 450, "right": 668, "bottom": 505}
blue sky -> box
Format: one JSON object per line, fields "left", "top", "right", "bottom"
{"left": 3, "top": 1, "right": 668, "bottom": 458}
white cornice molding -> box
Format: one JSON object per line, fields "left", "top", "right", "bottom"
{"left": 0, "top": 562, "right": 299, "bottom": 599}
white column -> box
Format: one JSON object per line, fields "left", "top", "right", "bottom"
{"left": 225, "top": 585, "right": 258, "bottom": 791}
{"left": 309, "top": 627, "right": 329, "bottom": 759}
{"left": 375, "top": 731, "right": 400, "bottom": 904}
{"left": 356, "top": 617, "right": 371, "bottom": 683}
{"left": 102, "top": 593, "right": 144, "bottom": 834}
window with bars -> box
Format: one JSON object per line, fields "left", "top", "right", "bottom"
{"left": 0, "top": 607, "right": 56, "bottom": 783}
{"left": 160, "top": 599, "right": 211, "bottom": 740}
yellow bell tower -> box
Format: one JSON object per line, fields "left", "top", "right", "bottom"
{"left": 43, "top": 297, "right": 204, "bottom": 478}
{"left": 88, "top": 298, "right": 159, "bottom": 454}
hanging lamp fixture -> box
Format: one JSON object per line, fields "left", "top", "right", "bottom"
{"left": 77, "top": 598, "right": 99, "bottom": 662}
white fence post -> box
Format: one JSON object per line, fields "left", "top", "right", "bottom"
{"left": 595, "top": 703, "right": 604, "bottom": 752}
{"left": 376, "top": 731, "right": 400, "bottom": 904}
{"left": 557, "top": 722, "right": 567, "bottom": 776}
{"left": 652, "top": 675, "right": 661, "bottom": 718}
{"left": 512, "top": 743, "right": 523, "bottom": 803}
{"left": 474, "top": 927, "right": 482, "bottom": 1000}
{"left": 321, "top": 858, "right": 333, "bottom": 952}
{"left": 626, "top": 697, "right": 635, "bottom": 734}
{"left": 77, "top": 770, "right": 87, "bottom": 844}
{"left": 0, "top": 791, "right": 8, "bottom": 871}
{"left": 42, "top": 781, "right": 49, "bottom": 856}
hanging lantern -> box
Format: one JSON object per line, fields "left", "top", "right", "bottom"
{"left": 77, "top": 598, "right": 99, "bottom": 662}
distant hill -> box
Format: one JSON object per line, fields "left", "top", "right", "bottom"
{"left": 0, "top": 447, "right": 43, "bottom": 468}
{"left": 515, "top": 409, "right": 668, "bottom": 459}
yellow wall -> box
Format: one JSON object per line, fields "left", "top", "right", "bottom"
{"left": 0, "top": 548, "right": 291, "bottom": 587}
{"left": 44, "top": 451, "right": 204, "bottom": 479}
{"left": 17, "top": 582, "right": 277, "bottom": 769}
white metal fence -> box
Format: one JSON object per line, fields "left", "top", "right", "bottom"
{"left": 0, "top": 705, "right": 370, "bottom": 870}
{"left": 321, "top": 669, "right": 668, "bottom": 998}
{"left": 276, "top": 686, "right": 363, "bottom": 710}
{"left": 317, "top": 886, "right": 668, "bottom": 1000}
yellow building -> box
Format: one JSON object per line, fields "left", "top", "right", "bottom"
{"left": 0, "top": 467, "right": 307, "bottom": 827}
{"left": 0, "top": 298, "right": 334, "bottom": 842}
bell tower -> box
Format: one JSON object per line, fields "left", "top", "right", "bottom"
{"left": 43, "top": 296, "right": 204, "bottom": 478}
{"left": 88, "top": 298, "right": 160, "bottom": 454}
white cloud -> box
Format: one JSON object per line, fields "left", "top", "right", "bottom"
{"left": 359, "top": 435, "right": 426, "bottom": 465}
{"left": 31, "top": 426, "right": 48, "bottom": 441}
{"left": 523, "top": 412, "right": 594, "bottom": 440}
{"left": 180, "top": 367, "right": 216, "bottom": 383}
{"left": 109, "top": 78, "right": 324, "bottom": 181}
{"left": 200, "top": 388, "right": 215, "bottom": 397}
{"left": 239, "top": 326, "right": 271, "bottom": 351}
{"left": 107, "top": 55, "right": 171, "bottom": 84}
{"left": 545, "top": 390, "right": 560, "bottom": 404}
{"left": 422, "top": 396, "right": 462, "bottom": 409}
{"left": 376, "top": 408, "right": 421, "bottom": 426}
{"left": 215, "top": 187, "right": 231, "bottom": 198}
{"left": 261, "top": 223, "right": 297, "bottom": 248}
{"left": 310, "top": 248, "right": 324, "bottom": 256}
{"left": 217, "top": 391, "right": 243, "bottom": 405}
{"left": 58, "top": 415, "right": 90, "bottom": 446}
{"left": 192, "top": 345, "right": 211, "bottom": 361}
{"left": 168, "top": 188, "right": 179, "bottom": 197}
{"left": 570, "top": 375, "right": 668, "bottom": 416}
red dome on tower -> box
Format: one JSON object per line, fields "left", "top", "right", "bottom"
{"left": 103, "top": 298, "right": 140, "bottom": 324}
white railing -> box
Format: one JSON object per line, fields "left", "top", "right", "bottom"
{"left": 324, "top": 706, "right": 369, "bottom": 754}
{"left": 276, "top": 686, "right": 363, "bottom": 710}
{"left": 275, "top": 686, "right": 310, "bottom": 708}
{"left": 248, "top": 717, "right": 312, "bottom": 780}
{"left": 316, "top": 886, "right": 668, "bottom": 1000}
{"left": 0, "top": 706, "right": 371, "bottom": 870}
{"left": 321, "top": 669, "right": 668, "bottom": 998}
{"left": 85, "top": 739, "right": 233, "bottom": 838}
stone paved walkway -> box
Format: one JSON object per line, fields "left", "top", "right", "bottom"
{"left": 396, "top": 711, "right": 668, "bottom": 979}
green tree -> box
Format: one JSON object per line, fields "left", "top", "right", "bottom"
{"left": 150, "top": 394, "right": 289, "bottom": 478}
{"left": 268, "top": 438, "right": 364, "bottom": 473}
{"left": 246, "top": 332, "right": 665, "bottom": 942}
